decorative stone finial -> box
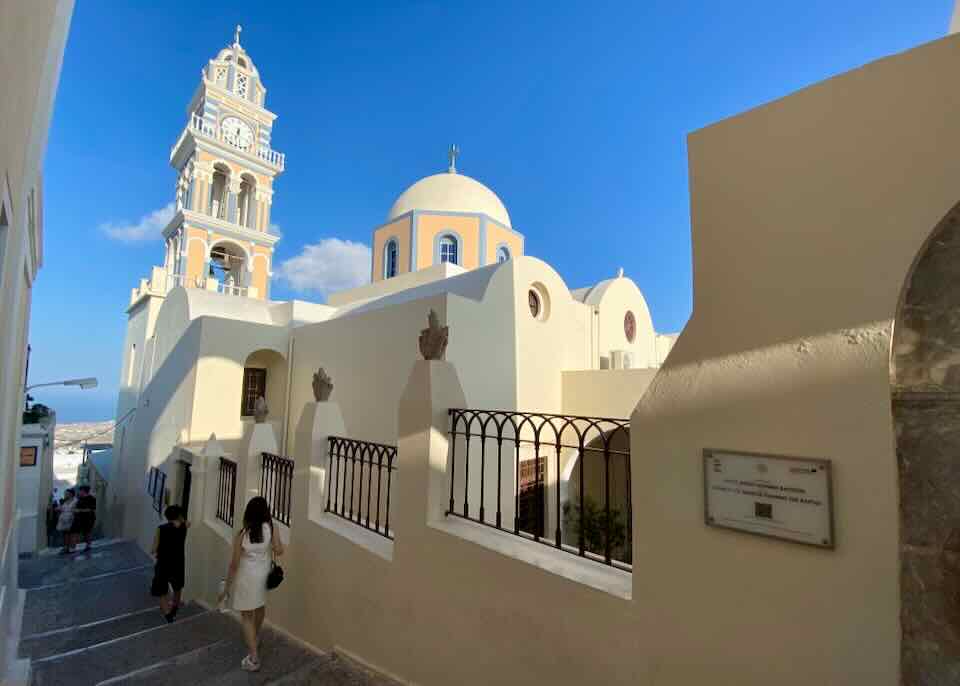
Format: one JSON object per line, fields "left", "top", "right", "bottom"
{"left": 419, "top": 309, "right": 449, "bottom": 361}
{"left": 312, "top": 368, "right": 334, "bottom": 402}
{"left": 253, "top": 395, "right": 268, "bottom": 423}
{"left": 234, "top": 24, "right": 242, "bottom": 46}
{"left": 447, "top": 144, "right": 459, "bottom": 174}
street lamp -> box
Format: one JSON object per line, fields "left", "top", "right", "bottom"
{"left": 24, "top": 377, "right": 98, "bottom": 411}
{"left": 26, "top": 377, "right": 98, "bottom": 392}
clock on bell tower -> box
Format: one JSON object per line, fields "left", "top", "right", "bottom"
{"left": 158, "top": 24, "right": 285, "bottom": 301}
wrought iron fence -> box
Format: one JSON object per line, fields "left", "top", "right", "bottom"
{"left": 261, "top": 452, "right": 295, "bottom": 527}
{"left": 326, "top": 436, "right": 398, "bottom": 539}
{"left": 146, "top": 467, "right": 167, "bottom": 515}
{"left": 447, "top": 409, "right": 632, "bottom": 569}
{"left": 217, "top": 457, "right": 237, "bottom": 527}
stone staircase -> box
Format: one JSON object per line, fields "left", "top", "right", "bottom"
{"left": 17, "top": 541, "right": 392, "bottom": 686}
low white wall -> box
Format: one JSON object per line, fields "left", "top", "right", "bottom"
{"left": 184, "top": 361, "right": 644, "bottom": 686}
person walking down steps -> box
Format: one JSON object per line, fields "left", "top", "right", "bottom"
{"left": 219, "top": 496, "right": 284, "bottom": 673}
{"left": 151, "top": 505, "right": 190, "bottom": 623}
{"left": 56, "top": 488, "right": 76, "bottom": 554}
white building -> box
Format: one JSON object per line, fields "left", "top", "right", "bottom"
{"left": 0, "top": 1, "right": 73, "bottom": 681}
{"left": 17, "top": 410, "right": 56, "bottom": 557}
{"left": 111, "top": 30, "right": 676, "bottom": 551}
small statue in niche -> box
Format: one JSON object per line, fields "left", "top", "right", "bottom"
{"left": 312, "top": 367, "right": 334, "bottom": 402}
{"left": 253, "top": 395, "right": 268, "bottom": 423}
{"left": 418, "top": 309, "right": 449, "bottom": 361}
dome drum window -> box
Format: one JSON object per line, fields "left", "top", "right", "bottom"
{"left": 384, "top": 240, "right": 399, "bottom": 278}
{"left": 439, "top": 235, "right": 458, "bottom": 265}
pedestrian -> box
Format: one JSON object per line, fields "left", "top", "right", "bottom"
{"left": 56, "top": 489, "right": 76, "bottom": 554}
{"left": 72, "top": 485, "right": 97, "bottom": 552}
{"left": 218, "top": 496, "right": 284, "bottom": 672}
{"left": 150, "top": 505, "right": 190, "bottom": 623}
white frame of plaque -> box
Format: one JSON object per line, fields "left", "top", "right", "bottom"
{"left": 703, "top": 449, "right": 835, "bottom": 549}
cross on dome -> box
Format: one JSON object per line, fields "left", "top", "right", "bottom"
{"left": 447, "top": 144, "right": 459, "bottom": 174}
{"left": 233, "top": 24, "right": 242, "bottom": 47}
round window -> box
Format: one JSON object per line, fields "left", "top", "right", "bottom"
{"left": 624, "top": 310, "right": 636, "bottom": 343}
{"left": 528, "top": 289, "right": 541, "bottom": 319}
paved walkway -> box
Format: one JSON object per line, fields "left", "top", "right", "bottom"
{"left": 18, "top": 540, "right": 393, "bottom": 685}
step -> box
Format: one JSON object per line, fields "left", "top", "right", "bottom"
{"left": 101, "top": 630, "right": 248, "bottom": 686}
{"left": 20, "top": 541, "right": 152, "bottom": 589}
{"left": 30, "top": 610, "right": 234, "bottom": 686}
{"left": 196, "top": 626, "right": 322, "bottom": 686}
{"left": 20, "top": 603, "right": 205, "bottom": 661}
{"left": 265, "top": 654, "right": 396, "bottom": 686}
{"left": 22, "top": 567, "right": 156, "bottom": 635}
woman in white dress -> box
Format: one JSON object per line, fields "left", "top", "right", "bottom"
{"left": 220, "top": 496, "right": 284, "bottom": 672}
{"left": 56, "top": 489, "right": 76, "bottom": 554}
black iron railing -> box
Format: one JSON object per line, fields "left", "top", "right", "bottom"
{"left": 217, "top": 458, "right": 237, "bottom": 527}
{"left": 261, "top": 452, "right": 294, "bottom": 527}
{"left": 146, "top": 466, "right": 167, "bottom": 515}
{"left": 326, "top": 436, "right": 397, "bottom": 539}
{"left": 448, "top": 409, "right": 632, "bottom": 569}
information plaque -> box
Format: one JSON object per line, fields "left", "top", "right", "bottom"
{"left": 703, "top": 449, "right": 834, "bottom": 549}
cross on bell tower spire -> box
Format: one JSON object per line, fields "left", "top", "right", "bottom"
{"left": 233, "top": 24, "right": 242, "bottom": 47}
{"left": 447, "top": 144, "right": 459, "bottom": 174}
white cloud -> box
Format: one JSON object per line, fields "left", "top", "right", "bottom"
{"left": 276, "top": 238, "right": 371, "bottom": 296}
{"left": 100, "top": 202, "right": 175, "bottom": 242}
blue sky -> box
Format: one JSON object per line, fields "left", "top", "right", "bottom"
{"left": 30, "top": 1, "right": 953, "bottom": 422}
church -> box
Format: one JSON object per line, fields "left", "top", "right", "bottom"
{"left": 109, "top": 29, "right": 676, "bottom": 548}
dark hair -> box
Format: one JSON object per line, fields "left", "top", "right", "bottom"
{"left": 64, "top": 488, "right": 75, "bottom": 497}
{"left": 78, "top": 485, "right": 91, "bottom": 494}
{"left": 242, "top": 496, "right": 272, "bottom": 544}
{"left": 164, "top": 505, "right": 183, "bottom": 522}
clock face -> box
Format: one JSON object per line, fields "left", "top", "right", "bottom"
{"left": 221, "top": 116, "right": 253, "bottom": 151}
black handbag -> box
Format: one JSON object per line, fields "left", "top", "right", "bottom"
{"left": 266, "top": 550, "right": 284, "bottom": 590}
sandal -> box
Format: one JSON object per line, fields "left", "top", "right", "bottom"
{"left": 241, "top": 655, "right": 260, "bottom": 672}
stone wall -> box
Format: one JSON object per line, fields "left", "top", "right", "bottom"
{"left": 893, "top": 203, "right": 960, "bottom": 685}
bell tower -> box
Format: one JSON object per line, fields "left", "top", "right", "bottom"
{"left": 153, "top": 25, "right": 285, "bottom": 301}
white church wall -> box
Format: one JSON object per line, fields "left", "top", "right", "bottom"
{"left": 592, "top": 277, "right": 658, "bottom": 369}
{"left": 115, "top": 295, "right": 165, "bottom": 423}
{"left": 189, "top": 317, "right": 288, "bottom": 447}
{"left": 116, "top": 320, "right": 203, "bottom": 549}
{"left": 514, "top": 257, "right": 591, "bottom": 415}
{"left": 327, "top": 262, "right": 466, "bottom": 307}
{"left": 285, "top": 294, "right": 448, "bottom": 454}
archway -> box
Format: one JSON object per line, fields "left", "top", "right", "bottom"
{"left": 892, "top": 201, "right": 960, "bottom": 683}
{"left": 559, "top": 430, "right": 631, "bottom": 565}
{"left": 209, "top": 242, "right": 247, "bottom": 294}
{"left": 241, "top": 349, "right": 287, "bottom": 422}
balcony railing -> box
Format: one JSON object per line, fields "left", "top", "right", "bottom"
{"left": 326, "top": 436, "right": 398, "bottom": 540}
{"left": 217, "top": 457, "right": 237, "bottom": 528}
{"left": 130, "top": 267, "right": 260, "bottom": 306}
{"left": 261, "top": 452, "right": 295, "bottom": 527}
{"left": 447, "top": 409, "right": 632, "bottom": 570}
{"left": 175, "top": 114, "right": 285, "bottom": 171}
{"left": 218, "top": 282, "right": 249, "bottom": 297}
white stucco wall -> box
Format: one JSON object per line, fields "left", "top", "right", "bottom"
{"left": 0, "top": 1, "right": 72, "bottom": 678}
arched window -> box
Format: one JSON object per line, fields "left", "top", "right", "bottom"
{"left": 238, "top": 174, "right": 256, "bottom": 228}
{"left": 439, "top": 235, "right": 458, "bottom": 265}
{"left": 209, "top": 164, "right": 230, "bottom": 220}
{"left": 384, "top": 239, "right": 399, "bottom": 278}
{"left": 497, "top": 245, "right": 510, "bottom": 263}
